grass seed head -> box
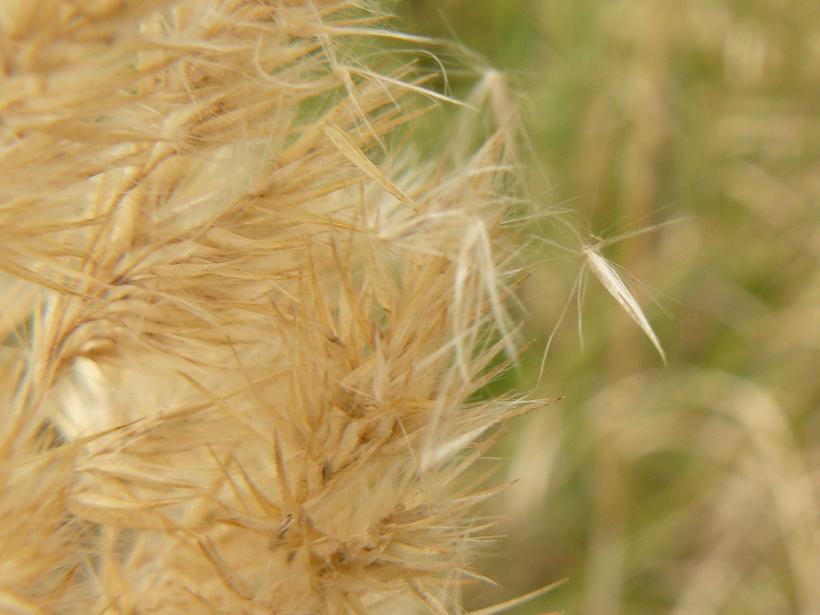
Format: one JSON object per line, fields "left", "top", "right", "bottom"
{"left": 0, "top": 1, "right": 534, "bottom": 613}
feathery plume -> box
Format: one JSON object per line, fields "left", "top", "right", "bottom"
{"left": 0, "top": 1, "right": 540, "bottom": 613}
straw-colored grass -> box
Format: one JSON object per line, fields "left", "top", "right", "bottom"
{"left": 0, "top": 2, "right": 546, "bottom": 613}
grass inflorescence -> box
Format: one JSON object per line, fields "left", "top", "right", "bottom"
{"left": 0, "top": 2, "right": 546, "bottom": 613}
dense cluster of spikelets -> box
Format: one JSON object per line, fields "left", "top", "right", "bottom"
{"left": 0, "top": 2, "right": 535, "bottom": 613}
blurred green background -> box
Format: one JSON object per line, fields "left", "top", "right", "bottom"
{"left": 397, "top": 1, "right": 819, "bottom": 613}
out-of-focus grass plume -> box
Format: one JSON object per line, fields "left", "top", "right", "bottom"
{"left": 403, "top": 1, "right": 819, "bottom": 614}
{"left": 0, "top": 1, "right": 537, "bottom": 613}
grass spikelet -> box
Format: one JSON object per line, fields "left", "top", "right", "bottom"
{"left": 582, "top": 245, "right": 666, "bottom": 364}
{"left": 0, "top": 1, "right": 535, "bottom": 613}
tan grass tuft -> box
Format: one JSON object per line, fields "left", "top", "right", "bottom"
{"left": 1, "top": 1, "right": 538, "bottom": 613}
